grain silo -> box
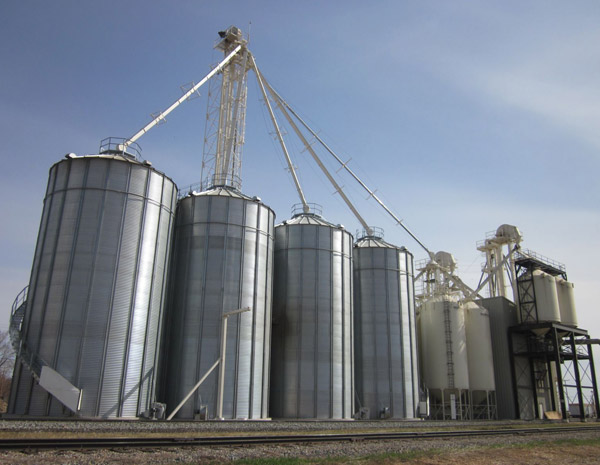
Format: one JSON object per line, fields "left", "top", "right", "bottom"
{"left": 163, "top": 186, "right": 274, "bottom": 419}
{"left": 270, "top": 208, "right": 353, "bottom": 419}
{"left": 9, "top": 149, "right": 177, "bottom": 418}
{"left": 353, "top": 230, "right": 419, "bottom": 419}
{"left": 419, "top": 296, "right": 470, "bottom": 419}
{"left": 463, "top": 301, "right": 496, "bottom": 419}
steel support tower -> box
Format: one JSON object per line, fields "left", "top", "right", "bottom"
{"left": 509, "top": 251, "right": 599, "bottom": 420}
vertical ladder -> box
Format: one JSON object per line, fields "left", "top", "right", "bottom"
{"left": 443, "top": 300, "right": 455, "bottom": 389}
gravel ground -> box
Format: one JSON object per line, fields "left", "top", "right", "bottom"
{"left": 0, "top": 418, "right": 531, "bottom": 434}
{"left": 0, "top": 419, "right": 598, "bottom": 464}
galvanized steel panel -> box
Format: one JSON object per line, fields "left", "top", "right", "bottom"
{"left": 164, "top": 188, "right": 274, "bottom": 419}
{"left": 353, "top": 237, "right": 419, "bottom": 419}
{"left": 270, "top": 214, "right": 353, "bottom": 419}
{"left": 9, "top": 155, "right": 176, "bottom": 418}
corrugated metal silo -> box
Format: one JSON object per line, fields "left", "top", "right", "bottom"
{"left": 9, "top": 153, "right": 177, "bottom": 418}
{"left": 353, "top": 232, "right": 419, "bottom": 419}
{"left": 270, "top": 211, "right": 353, "bottom": 419}
{"left": 163, "top": 187, "right": 274, "bottom": 419}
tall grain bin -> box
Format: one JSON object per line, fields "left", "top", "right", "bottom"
{"left": 9, "top": 152, "right": 177, "bottom": 418}
{"left": 163, "top": 187, "right": 274, "bottom": 419}
{"left": 270, "top": 210, "right": 353, "bottom": 419}
{"left": 419, "top": 297, "right": 470, "bottom": 419}
{"left": 353, "top": 232, "right": 419, "bottom": 419}
{"left": 464, "top": 301, "right": 496, "bottom": 419}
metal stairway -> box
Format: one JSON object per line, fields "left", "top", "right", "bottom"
{"left": 9, "top": 286, "right": 43, "bottom": 380}
{"left": 9, "top": 286, "right": 82, "bottom": 412}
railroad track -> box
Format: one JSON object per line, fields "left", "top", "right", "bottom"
{"left": 1, "top": 425, "right": 599, "bottom": 451}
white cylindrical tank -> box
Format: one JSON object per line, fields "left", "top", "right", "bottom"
{"left": 463, "top": 302, "right": 495, "bottom": 391}
{"left": 556, "top": 278, "right": 577, "bottom": 327}
{"left": 532, "top": 270, "right": 561, "bottom": 323}
{"left": 419, "top": 297, "right": 469, "bottom": 391}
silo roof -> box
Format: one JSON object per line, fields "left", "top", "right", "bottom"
{"left": 193, "top": 186, "right": 254, "bottom": 200}
{"left": 354, "top": 235, "right": 409, "bottom": 252}
{"left": 186, "top": 186, "right": 274, "bottom": 214}
{"left": 52, "top": 153, "right": 176, "bottom": 186}
{"left": 277, "top": 213, "right": 346, "bottom": 230}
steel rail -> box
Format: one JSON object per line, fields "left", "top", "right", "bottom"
{"left": 1, "top": 425, "right": 598, "bottom": 451}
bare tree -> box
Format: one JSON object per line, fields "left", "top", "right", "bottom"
{"left": 0, "top": 330, "right": 15, "bottom": 406}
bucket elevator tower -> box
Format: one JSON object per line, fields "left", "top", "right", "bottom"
{"left": 162, "top": 27, "right": 275, "bottom": 420}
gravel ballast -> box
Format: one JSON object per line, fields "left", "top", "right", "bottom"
{"left": 0, "top": 419, "right": 598, "bottom": 464}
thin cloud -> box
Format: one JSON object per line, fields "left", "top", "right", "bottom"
{"left": 419, "top": 24, "right": 600, "bottom": 150}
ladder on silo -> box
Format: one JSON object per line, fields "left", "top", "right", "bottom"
{"left": 443, "top": 300, "right": 455, "bottom": 389}
{"left": 9, "top": 286, "right": 82, "bottom": 413}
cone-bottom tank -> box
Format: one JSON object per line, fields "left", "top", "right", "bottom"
{"left": 270, "top": 213, "right": 353, "bottom": 419}
{"left": 532, "top": 270, "right": 561, "bottom": 323}
{"left": 419, "top": 297, "right": 469, "bottom": 391}
{"left": 9, "top": 154, "right": 177, "bottom": 418}
{"left": 353, "top": 234, "right": 418, "bottom": 419}
{"left": 464, "top": 302, "right": 495, "bottom": 391}
{"left": 419, "top": 296, "right": 471, "bottom": 419}
{"left": 556, "top": 277, "right": 577, "bottom": 327}
{"left": 464, "top": 301, "right": 496, "bottom": 419}
{"left": 163, "top": 187, "right": 274, "bottom": 419}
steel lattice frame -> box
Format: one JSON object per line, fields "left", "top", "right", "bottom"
{"left": 509, "top": 324, "right": 599, "bottom": 420}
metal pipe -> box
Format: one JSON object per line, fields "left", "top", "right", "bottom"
{"left": 124, "top": 45, "right": 243, "bottom": 147}
{"left": 166, "top": 358, "right": 220, "bottom": 421}
{"left": 260, "top": 72, "right": 372, "bottom": 234}
{"left": 216, "top": 316, "right": 228, "bottom": 420}
{"left": 268, "top": 87, "right": 433, "bottom": 257}
{"left": 250, "top": 56, "right": 309, "bottom": 213}
{"left": 221, "top": 48, "right": 249, "bottom": 180}
{"left": 217, "top": 306, "right": 251, "bottom": 419}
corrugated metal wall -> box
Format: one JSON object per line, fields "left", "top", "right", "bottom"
{"left": 478, "top": 297, "right": 518, "bottom": 419}
{"left": 353, "top": 236, "right": 418, "bottom": 419}
{"left": 163, "top": 188, "right": 274, "bottom": 419}
{"left": 9, "top": 155, "right": 177, "bottom": 418}
{"left": 270, "top": 214, "right": 353, "bottom": 419}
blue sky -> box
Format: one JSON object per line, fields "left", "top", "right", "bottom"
{"left": 1, "top": 1, "right": 600, "bottom": 376}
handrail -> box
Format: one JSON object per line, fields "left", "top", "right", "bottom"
{"left": 9, "top": 285, "right": 47, "bottom": 379}
{"left": 11, "top": 285, "right": 28, "bottom": 315}
{"left": 515, "top": 249, "right": 566, "bottom": 273}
